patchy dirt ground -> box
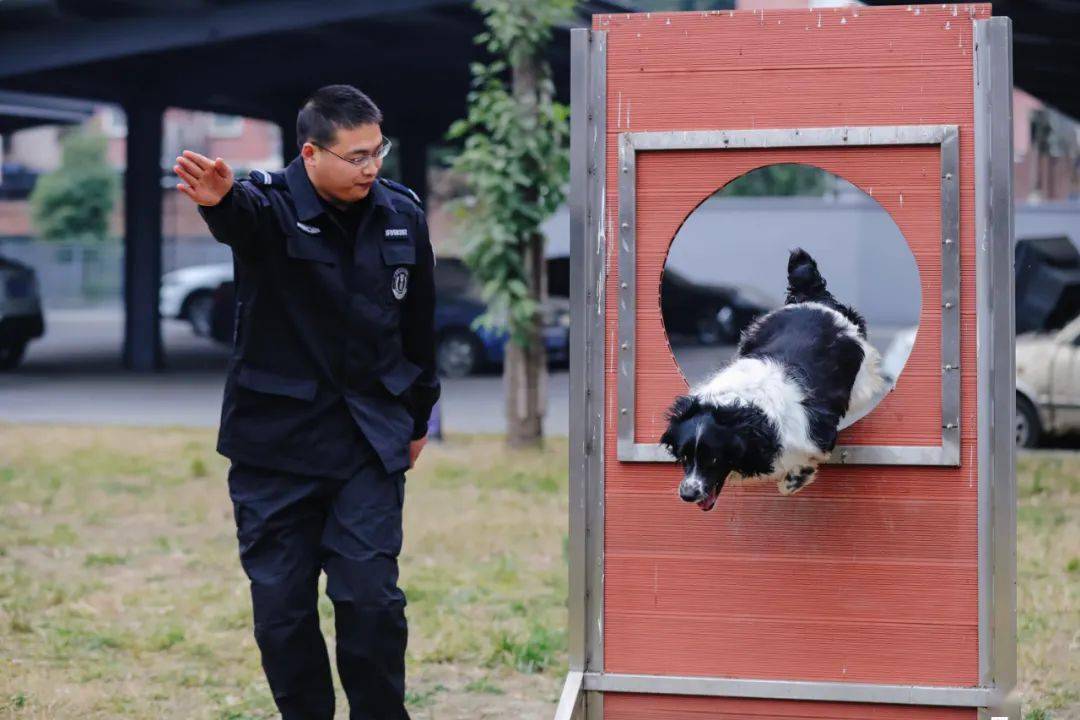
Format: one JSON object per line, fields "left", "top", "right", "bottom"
{"left": 1, "top": 426, "right": 1076, "bottom": 718}
{"left": 0, "top": 425, "right": 569, "bottom": 719}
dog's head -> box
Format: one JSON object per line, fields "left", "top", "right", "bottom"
{"left": 660, "top": 395, "right": 779, "bottom": 511}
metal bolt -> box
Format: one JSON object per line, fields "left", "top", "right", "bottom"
{"left": 943, "top": 301, "right": 953, "bottom": 309}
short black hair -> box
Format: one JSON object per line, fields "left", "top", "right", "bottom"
{"left": 296, "top": 84, "right": 382, "bottom": 151}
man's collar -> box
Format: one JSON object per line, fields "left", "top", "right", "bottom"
{"left": 285, "top": 155, "right": 397, "bottom": 220}
{"left": 369, "top": 178, "right": 397, "bottom": 212}
{"left": 284, "top": 156, "right": 324, "bottom": 222}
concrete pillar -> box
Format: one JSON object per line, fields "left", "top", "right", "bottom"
{"left": 399, "top": 135, "right": 429, "bottom": 204}
{"left": 279, "top": 115, "right": 298, "bottom": 165}
{"left": 122, "top": 102, "right": 164, "bottom": 371}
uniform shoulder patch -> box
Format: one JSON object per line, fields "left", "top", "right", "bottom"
{"left": 378, "top": 177, "right": 422, "bottom": 206}
{"left": 248, "top": 169, "right": 284, "bottom": 188}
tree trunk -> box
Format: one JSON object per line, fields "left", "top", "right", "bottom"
{"left": 505, "top": 45, "right": 547, "bottom": 448}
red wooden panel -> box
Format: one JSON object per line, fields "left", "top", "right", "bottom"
{"left": 605, "top": 555, "right": 976, "bottom": 623}
{"left": 603, "top": 489, "right": 977, "bottom": 563}
{"left": 604, "top": 693, "right": 976, "bottom": 720}
{"left": 595, "top": 5, "right": 989, "bottom": 716}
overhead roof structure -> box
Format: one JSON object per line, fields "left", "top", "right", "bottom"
{"left": 2, "top": 0, "right": 1073, "bottom": 371}
{"left": 0, "top": 0, "right": 629, "bottom": 143}
{"left": 0, "top": 90, "right": 96, "bottom": 134}
{"left": 0, "top": 0, "right": 630, "bottom": 371}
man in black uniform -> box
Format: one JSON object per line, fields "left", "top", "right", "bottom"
{"left": 173, "top": 85, "right": 438, "bottom": 720}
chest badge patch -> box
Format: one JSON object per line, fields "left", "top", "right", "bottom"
{"left": 296, "top": 221, "right": 321, "bottom": 235}
{"left": 392, "top": 267, "right": 410, "bottom": 300}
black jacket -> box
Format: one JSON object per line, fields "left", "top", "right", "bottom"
{"left": 198, "top": 156, "right": 440, "bottom": 478}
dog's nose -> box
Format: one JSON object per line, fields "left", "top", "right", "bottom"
{"left": 679, "top": 483, "right": 700, "bottom": 502}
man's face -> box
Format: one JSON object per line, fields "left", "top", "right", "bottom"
{"left": 302, "top": 123, "right": 384, "bottom": 205}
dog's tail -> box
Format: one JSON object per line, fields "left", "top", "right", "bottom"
{"left": 785, "top": 248, "right": 829, "bottom": 304}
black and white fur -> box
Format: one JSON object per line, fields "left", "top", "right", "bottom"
{"left": 660, "top": 249, "right": 885, "bottom": 510}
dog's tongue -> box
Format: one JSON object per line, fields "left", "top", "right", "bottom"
{"left": 697, "top": 491, "right": 719, "bottom": 512}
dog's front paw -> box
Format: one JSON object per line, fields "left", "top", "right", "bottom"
{"left": 778, "top": 466, "right": 817, "bottom": 495}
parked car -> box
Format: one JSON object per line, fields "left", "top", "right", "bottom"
{"left": 880, "top": 318, "right": 1080, "bottom": 449}
{"left": 660, "top": 268, "right": 775, "bottom": 345}
{"left": 1014, "top": 235, "right": 1080, "bottom": 447}
{"left": 880, "top": 236, "right": 1080, "bottom": 448}
{"left": 1015, "top": 236, "right": 1080, "bottom": 336}
{"left": 0, "top": 254, "right": 45, "bottom": 370}
{"left": 206, "top": 258, "right": 571, "bottom": 378}
{"left": 209, "top": 280, "right": 237, "bottom": 346}
{"left": 1016, "top": 315, "right": 1080, "bottom": 447}
{"left": 432, "top": 258, "right": 569, "bottom": 377}
{"left": 160, "top": 262, "right": 233, "bottom": 336}
{"left": 434, "top": 289, "right": 569, "bottom": 378}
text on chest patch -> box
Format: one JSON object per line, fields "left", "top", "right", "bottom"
{"left": 385, "top": 228, "right": 409, "bottom": 238}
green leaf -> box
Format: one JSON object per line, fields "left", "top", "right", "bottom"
{"left": 445, "top": 0, "right": 574, "bottom": 356}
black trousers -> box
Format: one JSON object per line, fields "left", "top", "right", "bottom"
{"left": 228, "top": 458, "right": 411, "bottom": 720}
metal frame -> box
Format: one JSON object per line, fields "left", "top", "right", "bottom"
{"left": 559, "top": 27, "right": 607, "bottom": 720}
{"left": 616, "top": 125, "right": 961, "bottom": 466}
{"left": 975, "top": 17, "right": 1020, "bottom": 720}
{"left": 560, "top": 17, "right": 1017, "bottom": 720}
{"left": 582, "top": 673, "right": 997, "bottom": 706}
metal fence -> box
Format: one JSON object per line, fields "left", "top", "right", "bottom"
{"left": 0, "top": 236, "right": 230, "bottom": 308}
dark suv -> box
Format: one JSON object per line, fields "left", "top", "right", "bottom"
{"left": 0, "top": 255, "right": 45, "bottom": 370}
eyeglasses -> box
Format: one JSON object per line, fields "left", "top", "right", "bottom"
{"left": 312, "top": 138, "right": 392, "bottom": 169}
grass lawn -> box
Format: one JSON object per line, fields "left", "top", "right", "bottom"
{"left": 1016, "top": 452, "right": 1080, "bottom": 720}
{"left": 0, "top": 424, "right": 1076, "bottom": 719}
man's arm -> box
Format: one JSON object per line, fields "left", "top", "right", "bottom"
{"left": 402, "top": 212, "right": 441, "bottom": 440}
{"left": 196, "top": 181, "right": 266, "bottom": 257}
{"left": 174, "top": 150, "right": 264, "bottom": 256}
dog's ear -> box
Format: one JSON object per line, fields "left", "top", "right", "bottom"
{"left": 711, "top": 405, "right": 752, "bottom": 462}
{"left": 664, "top": 394, "right": 698, "bottom": 423}
{"left": 659, "top": 428, "right": 676, "bottom": 456}
{"left": 661, "top": 394, "right": 696, "bottom": 457}
{"left": 726, "top": 433, "right": 746, "bottom": 462}
{"left": 727, "top": 406, "right": 783, "bottom": 477}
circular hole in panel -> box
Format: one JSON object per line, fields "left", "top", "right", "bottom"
{"left": 661, "top": 163, "right": 922, "bottom": 428}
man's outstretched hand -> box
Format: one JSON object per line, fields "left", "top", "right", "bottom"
{"left": 408, "top": 436, "right": 427, "bottom": 469}
{"left": 174, "top": 150, "right": 234, "bottom": 207}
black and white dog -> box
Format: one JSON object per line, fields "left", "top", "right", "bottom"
{"left": 660, "top": 249, "right": 885, "bottom": 510}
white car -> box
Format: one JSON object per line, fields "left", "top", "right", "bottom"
{"left": 160, "top": 263, "right": 233, "bottom": 336}
{"left": 881, "top": 317, "right": 1080, "bottom": 448}
{"left": 1016, "top": 315, "right": 1080, "bottom": 448}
